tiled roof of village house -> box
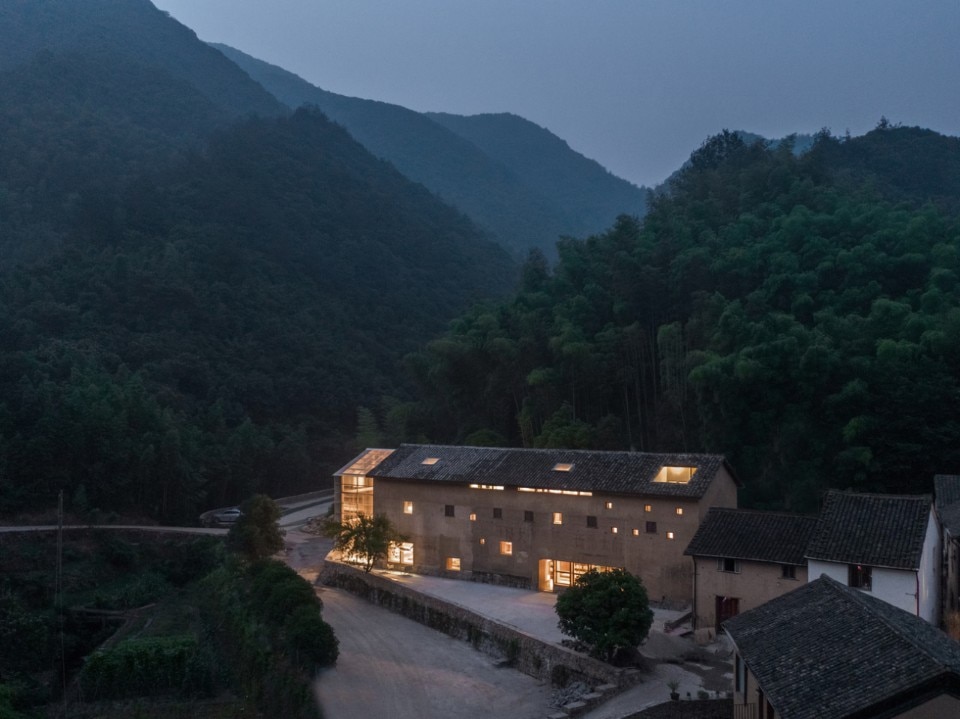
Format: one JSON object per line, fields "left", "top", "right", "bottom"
{"left": 683, "top": 508, "right": 817, "bottom": 565}
{"left": 804, "top": 490, "right": 931, "bottom": 570}
{"left": 935, "top": 474, "right": 960, "bottom": 537}
{"left": 362, "top": 444, "right": 737, "bottom": 498}
{"left": 724, "top": 576, "right": 960, "bottom": 719}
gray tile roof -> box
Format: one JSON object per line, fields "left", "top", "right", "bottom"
{"left": 683, "top": 508, "right": 817, "bottom": 565}
{"left": 724, "top": 576, "right": 960, "bottom": 719}
{"left": 935, "top": 475, "right": 960, "bottom": 537}
{"left": 805, "top": 490, "right": 932, "bottom": 570}
{"left": 364, "top": 444, "right": 737, "bottom": 499}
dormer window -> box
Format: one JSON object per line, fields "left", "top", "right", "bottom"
{"left": 553, "top": 463, "right": 574, "bottom": 472}
{"left": 653, "top": 466, "right": 696, "bottom": 484}
{"left": 421, "top": 457, "right": 439, "bottom": 465}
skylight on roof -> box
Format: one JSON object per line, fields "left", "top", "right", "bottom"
{"left": 653, "top": 466, "right": 696, "bottom": 484}
{"left": 421, "top": 457, "right": 439, "bottom": 465}
{"left": 553, "top": 463, "right": 574, "bottom": 472}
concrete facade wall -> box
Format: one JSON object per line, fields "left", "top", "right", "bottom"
{"left": 809, "top": 559, "right": 920, "bottom": 618}
{"left": 693, "top": 557, "right": 806, "bottom": 630}
{"left": 918, "top": 507, "right": 941, "bottom": 624}
{"left": 370, "top": 471, "right": 738, "bottom": 604}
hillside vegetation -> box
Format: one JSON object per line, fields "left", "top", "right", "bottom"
{"left": 0, "top": 1, "right": 516, "bottom": 522}
{"left": 404, "top": 127, "right": 960, "bottom": 510}
{"left": 216, "top": 43, "right": 646, "bottom": 257}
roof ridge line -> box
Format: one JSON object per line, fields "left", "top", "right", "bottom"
{"left": 823, "top": 576, "right": 945, "bottom": 666}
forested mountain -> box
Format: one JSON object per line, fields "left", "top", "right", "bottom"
{"left": 0, "top": 1, "right": 517, "bottom": 521}
{"left": 0, "top": 0, "right": 287, "bottom": 266}
{"left": 426, "top": 111, "right": 647, "bottom": 237}
{"left": 404, "top": 127, "right": 960, "bottom": 511}
{"left": 0, "top": 0, "right": 282, "bottom": 117}
{"left": 214, "top": 43, "right": 645, "bottom": 257}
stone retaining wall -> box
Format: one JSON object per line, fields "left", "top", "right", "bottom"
{"left": 320, "top": 559, "right": 639, "bottom": 696}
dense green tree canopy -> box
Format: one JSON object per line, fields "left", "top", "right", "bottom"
{"left": 227, "top": 494, "right": 285, "bottom": 562}
{"left": 408, "top": 126, "right": 960, "bottom": 510}
{"left": 555, "top": 568, "right": 653, "bottom": 663}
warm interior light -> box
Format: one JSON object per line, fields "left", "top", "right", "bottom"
{"left": 653, "top": 466, "right": 697, "bottom": 484}
{"left": 552, "top": 463, "right": 574, "bottom": 472}
{"left": 421, "top": 457, "right": 439, "bottom": 465}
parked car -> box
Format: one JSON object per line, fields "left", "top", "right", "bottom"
{"left": 214, "top": 507, "right": 243, "bottom": 524}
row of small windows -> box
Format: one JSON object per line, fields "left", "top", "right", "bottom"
{"left": 424, "top": 461, "right": 696, "bottom": 486}
{"left": 406, "top": 502, "right": 684, "bottom": 520}
{"left": 717, "top": 557, "right": 798, "bottom": 580}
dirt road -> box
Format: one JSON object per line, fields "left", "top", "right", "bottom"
{"left": 314, "top": 585, "right": 554, "bottom": 719}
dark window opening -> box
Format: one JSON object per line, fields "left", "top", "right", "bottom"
{"left": 849, "top": 564, "right": 872, "bottom": 590}
{"left": 645, "top": 521, "right": 657, "bottom": 534}
{"left": 781, "top": 564, "right": 797, "bottom": 580}
{"left": 493, "top": 507, "right": 502, "bottom": 520}
{"left": 445, "top": 504, "right": 455, "bottom": 517}
{"left": 586, "top": 515, "right": 597, "bottom": 528}
{"left": 524, "top": 510, "right": 534, "bottom": 522}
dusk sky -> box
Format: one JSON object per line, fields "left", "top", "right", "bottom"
{"left": 153, "top": 1, "right": 959, "bottom": 188}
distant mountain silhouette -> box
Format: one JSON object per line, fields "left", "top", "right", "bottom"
{"left": 214, "top": 43, "right": 646, "bottom": 258}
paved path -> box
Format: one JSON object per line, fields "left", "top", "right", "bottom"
{"left": 283, "top": 534, "right": 553, "bottom": 719}
{"left": 0, "top": 524, "right": 228, "bottom": 535}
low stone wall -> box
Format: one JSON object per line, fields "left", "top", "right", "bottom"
{"left": 320, "top": 559, "right": 639, "bottom": 695}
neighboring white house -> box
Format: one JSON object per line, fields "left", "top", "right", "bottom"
{"left": 805, "top": 490, "right": 940, "bottom": 624}
{"left": 935, "top": 474, "right": 960, "bottom": 620}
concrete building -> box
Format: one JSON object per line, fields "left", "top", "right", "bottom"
{"left": 334, "top": 444, "right": 739, "bottom": 603}
{"left": 935, "top": 475, "right": 960, "bottom": 621}
{"left": 684, "top": 507, "right": 817, "bottom": 632}
{"left": 725, "top": 576, "right": 960, "bottom": 719}
{"left": 805, "top": 490, "right": 940, "bottom": 624}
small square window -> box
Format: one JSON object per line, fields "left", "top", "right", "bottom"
{"left": 632, "top": 528, "right": 639, "bottom": 536}
{"left": 524, "top": 510, "right": 534, "bottom": 522}
{"left": 479, "top": 537, "right": 485, "bottom": 545}
{"left": 718, "top": 558, "right": 740, "bottom": 573}
{"left": 403, "top": 501, "right": 413, "bottom": 514}
{"left": 605, "top": 501, "right": 614, "bottom": 509}
{"left": 611, "top": 527, "right": 618, "bottom": 534}
{"left": 469, "top": 512, "right": 477, "bottom": 521}
{"left": 644, "top": 504, "right": 652, "bottom": 513}
{"left": 493, "top": 507, "right": 502, "bottom": 519}
{"left": 500, "top": 541, "right": 513, "bottom": 555}
{"left": 446, "top": 557, "right": 461, "bottom": 571}
{"left": 645, "top": 521, "right": 657, "bottom": 534}
{"left": 586, "top": 515, "right": 598, "bottom": 528}
{"left": 666, "top": 531, "right": 675, "bottom": 540}
{"left": 675, "top": 507, "right": 684, "bottom": 516}
{"left": 445, "top": 504, "right": 455, "bottom": 517}
{"left": 552, "top": 512, "right": 563, "bottom": 525}
{"left": 782, "top": 565, "right": 797, "bottom": 580}
{"left": 849, "top": 564, "right": 872, "bottom": 590}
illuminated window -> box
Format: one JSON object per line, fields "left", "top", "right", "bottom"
{"left": 524, "top": 510, "right": 534, "bottom": 522}
{"left": 666, "top": 532, "right": 675, "bottom": 540}
{"left": 675, "top": 507, "right": 684, "bottom": 516}
{"left": 553, "top": 463, "right": 574, "bottom": 472}
{"left": 469, "top": 512, "right": 477, "bottom": 521}
{"left": 446, "top": 557, "right": 461, "bottom": 571}
{"left": 493, "top": 507, "right": 502, "bottom": 519}
{"left": 445, "top": 504, "right": 455, "bottom": 517}
{"left": 552, "top": 512, "right": 563, "bottom": 525}
{"left": 388, "top": 542, "right": 414, "bottom": 565}
{"left": 605, "top": 501, "right": 614, "bottom": 509}
{"left": 586, "top": 515, "right": 597, "bottom": 528}
{"left": 470, "top": 484, "right": 504, "bottom": 491}
{"left": 646, "top": 521, "right": 657, "bottom": 534}
{"left": 479, "top": 537, "right": 485, "bottom": 545}
{"left": 653, "top": 466, "right": 696, "bottom": 484}
{"left": 632, "top": 528, "right": 639, "bottom": 536}
{"left": 611, "top": 527, "right": 618, "bottom": 534}
{"left": 644, "top": 504, "right": 652, "bottom": 513}
{"left": 518, "top": 487, "right": 592, "bottom": 496}
{"left": 403, "top": 501, "right": 413, "bottom": 514}
{"left": 421, "top": 457, "right": 439, "bottom": 465}
{"left": 500, "top": 541, "right": 513, "bottom": 555}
